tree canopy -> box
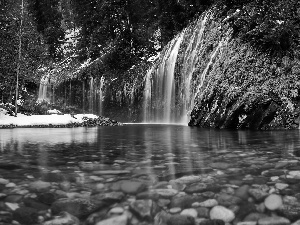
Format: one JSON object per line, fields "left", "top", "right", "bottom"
{"left": 0, "top": 0, "right": 299, "bottom": 104}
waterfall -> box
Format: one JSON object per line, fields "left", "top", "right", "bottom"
{"left": 143, "top": 68, "right": 153, "bottom": 122}
{"left": 193, "top": 39, "right": 226, "bottom": 103}
{"left": 142, "top": 11, "right": 227, "bottom": 124}
{"left": 179, "top": 14, "right": 208, "bottom": 124}
{"left": 99, "top": 76, "right": 104, "bottom": 116}
{"left": 143, "top": 32, "right": 184, "bottom": 123}
{"left": 89, "top": 77, "right": 94, "bottom": 113}
{"left": 37, "top": 74, "right": 51, "bottom": 103}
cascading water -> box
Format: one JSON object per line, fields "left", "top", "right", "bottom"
{"left": 143, "top": 11, "right": 227, "bottom": 124}
{"left": 37, "top": 74, "right": 51, "bottom": 103}
{"left": 143, "top": 68, "right": 153, "bottom": 122}
{"left": 99, "top": 76, "right": 104, "bottom": 116}
{"left": 179, "top": 13, "right": 209, "bottom": 124}
{"left": 143, "top": 32, "right": 184, "bottom": 123}
{"left": 89, "top": 77, "right": 94, "bottom": 113}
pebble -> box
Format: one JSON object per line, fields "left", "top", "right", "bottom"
{"left": 6, "top": 182, "right": 16, "bottom": 188}
{"left": 170, "top": 207, "right": 182, "bottom": 214}
{"left": 180, "top": 208, "right": 198, "bottom": 218}
{"left": 209, "top": 205, "right": 235, "bottom": 223}
{"left": 258, "top": 216, "right": 290, "bottom": 225}
{"left": 28, "top": 181, "right": 51, "bottom": 193}
{"left": 275, "top": 183, "right": 289, "bottom": 190}
{"left": 95, "top": 214, "right": 128, "bottom": 225}
{"left": 196, "top": 199, "right": 218, "bottom": 208}
{"left": 264, "top": 194, "right": 283, "bottom": 210}
{"left": 0, "top": 178, "right": 10, "bottom": 185}
{"left": 108, "top": 207, "right": 124, "bottom": 215}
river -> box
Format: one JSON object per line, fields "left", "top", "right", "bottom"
{"left": 1, "top": 125, "right": 300, "bottom": 224}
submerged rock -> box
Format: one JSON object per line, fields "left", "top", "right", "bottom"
{"left": 209, "top": 205, "right": 235, "bottom": 223}
{"left": 12, "top": 206, "right": 39, "bottom": 225}
{"left": 51, "top": 198, "right": 108, "bottom": 218}
{"left": 43, "top": 212, "right": 80, "bottom": 225}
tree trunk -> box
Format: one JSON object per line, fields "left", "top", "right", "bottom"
{"left": 15, "top": 0, "right": 24, "bottom": 116}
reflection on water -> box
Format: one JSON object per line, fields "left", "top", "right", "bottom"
{"left": 2, "top": 125, "right": 300, "bottom": 224}
{"left": 1, "top": 125, "right": 300, "bottom": 178}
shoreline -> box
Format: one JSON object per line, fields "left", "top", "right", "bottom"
{"left": 0, "top": 113, "right": 122, "bottom": 129}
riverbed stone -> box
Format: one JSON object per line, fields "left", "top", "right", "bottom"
{"left": 210, "top": 162, "right": 230, "bottom": 169}
{"left": 51, "top": 198, "right": 108, "bottom": 218}
{"left": 37, "top": 192, "right": 57, "bottom": 205}
{"left": 243, "top": 212, "right": 268, "bottom": 222}
{"left": 108, "top": 207, "right": 124, "bottom": 215}
{"left": 151, "top": 188, "right": 179, "bottom": 198}
{"left": 166, "top": 214, "right": 195, "bottom": 225}
{"left": 0, "top": 178, "right": 9, "bottom": 185}
{"left": 93, "top": 191, "right": 125, "bottom": 203}
{"left": 95, "top": 214, "right": 128, "bottom": 225}
{"left": 120, "top": 180, "right": 147, "bottom": 194}
{"left": 4, "top": 194, "right": 23, "bottom": 203}
{"left": 28, "top": 181, "right": 51, "bottom": 193}
{"left": 292, "top": 220, "right": 300, "bottom": 225}
{"left": 235, "top": 185, "right": 250, "bottom": 200}
{"left": 257, "top": 216, "right": 290, "bottom": 225}
{"left": 288, "top": 171, "right": 300, "bottom": 178}
{"left": 129, "top": 199, "right": 158, "bottom": 221}
{"left": 210, "top": 205, "right": 235, "bottom": 223}
{"left": 93, "top": 170, "right": 131, "bottom": 175}
{"left": 197, "top": 199, "right": 218, "bottom": 208}
{"left": 23, "top": 198, "right": 50, "bottom": 210}
{"left": 43, "top": 211, "right": 80, "bottom": 225}
{"left": 0, "top": 211, "right": 13, "bottom": 223}
{"left": 170, "top": 207, "right": 182, "bottom": 214}
{"left": 200, "top": 219, "right": 226, "bottom": 225}
{"left": 264, "top": 194, "right": 283, "bottom": 211}
{"left": 279, "top": 204, "right": 300, "bottom": 221}
{"left": 248, "top": 188, "right": 268, "bottom": 201}
{"left": 275, "top": 183, "right": 289, "bottom": 190}
{"left": 185, "top": 183, "right": 207, "bottom": 193}
{"left": 236, "top": 222, "right": 257, "bottom": 225}
{"left": 195, "top": 207, "right": 210, "bottom": 218}
{"left": 12, "top": 206, "right": 39, "bottom": 225}
{"left": 216, "top": 193, "right": 242, "bottom": 207}
{"left": 174, "top": 176, "right": 203, "bottom": 184}
{"left": 180, "top": 208, "right": 198, "bottom": 218}
{"left": 170, "top": 195, "right": 205, "bottom": 208}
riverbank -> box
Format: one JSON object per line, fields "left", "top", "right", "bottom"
{"left": 0, "top": 113, "right": 122, "bottom": 128}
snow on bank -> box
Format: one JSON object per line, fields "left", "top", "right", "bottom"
{"left": 0, "top": 113, "right": 98, "bottom": 127}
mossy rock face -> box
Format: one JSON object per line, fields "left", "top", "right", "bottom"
{"left": 185, "top": 13, "right": 300, "bottom": 130}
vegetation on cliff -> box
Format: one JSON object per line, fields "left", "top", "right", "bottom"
{"left": 1, "top": 0, "right": 299, "bottom": 128}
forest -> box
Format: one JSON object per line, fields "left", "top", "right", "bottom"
{"left": 0, "top": 0, "right": 299, "bottom": 108}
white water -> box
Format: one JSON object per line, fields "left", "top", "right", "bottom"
{"left": 89, "top": 77, "right": 94, "bottom": 113}
{"left": 179, "top": 13, "right": 209, "bottom": 124}
{"left": 143, "top": 32, "right": 184, "bottom": 123}
{"left": 99, "top": 76, "right": 104, "bottom": 116}
{"left": 37, "top": 74, "right": 51, "bottom": 103}
{"left": 193, "top": 38, "right": 227, "bottom": 103}
{"left": 142, "top": 11, "right": 228, "bottom": 125}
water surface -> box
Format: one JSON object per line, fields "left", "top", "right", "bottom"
{"left": 1, "top": 125, "right": 300, "bottom": 180}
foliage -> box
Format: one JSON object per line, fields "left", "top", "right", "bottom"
{"left": 0, "top": 0, "right": 47, "bottom": 104}
{"left": 27, "top": 0, "right": 64, "bottom": 59}
{"left": 219, "top": 0, "right": 300, "bottom": 56}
